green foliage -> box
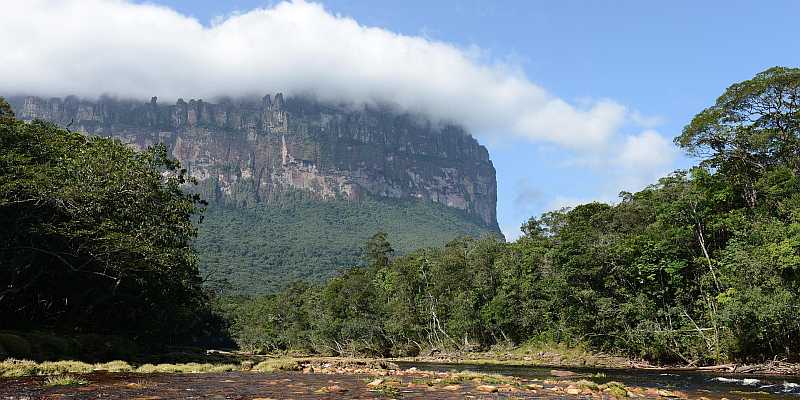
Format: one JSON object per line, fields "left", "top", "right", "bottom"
{"left": 43, "top": 374, "right": 88, "bottom": 386}
{"left": 196, "top": 195, "right": 498, "bottom": 294}
{"left": 251, "top": 359, "right": 301, "bottom": 372}
{"left": 222, "top": 67, "right": 800, "bottom": 364}
{"left": 365, "top": 231, "right": 394, "bottom": 269}
{"left": 0, "top": 334, "right": 32, "bottom": 359}
{"left": 0, "top": 102, "right": 215, "bottom": 343}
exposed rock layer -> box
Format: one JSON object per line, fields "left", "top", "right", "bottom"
{"left": 9, "top": 94, "right": 498, "bottom": 229}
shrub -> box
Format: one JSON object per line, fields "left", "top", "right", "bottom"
{"left": 0, "top": 359, "right": 38, "bottom": 377}
{"left": 36, "top": 361, "right": 94, "bottom": 375}
{"left": 27, "top": 333, "right": 76, "bottom": 360}
{"left": 94, "top": 360, "right": 133, "bottom": 372}
{"left": 44, "top": 374, "right": 88, "bottom": 386}
{"left": 135, "top": 363, "right": 239, "bottom": 374}
{"left": 252, "top": 359, "right": 301, "bottom": 372}
{"left": 0, "top": 334, "right": 32, "bottom": 359}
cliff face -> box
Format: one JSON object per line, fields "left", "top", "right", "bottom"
{"left": 9, "top": 95, "right": 499, "bottom": 229}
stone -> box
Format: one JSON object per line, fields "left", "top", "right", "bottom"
{"left": 315, "top": 385, "right": 347, "bottom": 394}
{"left": 366, "top": 378, "right": 384, "bottom": 387}
{"left": 475, "top": 385, "right": 498, "bottom": 393}
{"left": 550, "top": 369, "right": 577, "bottom": 377}
{"left": 526, "top": 383, "right": 544, "bottom": 389}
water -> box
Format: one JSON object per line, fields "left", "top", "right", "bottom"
{"left": 397, "top": 361, "right": 800, "bottom": 399}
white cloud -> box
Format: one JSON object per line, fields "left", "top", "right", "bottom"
{"left": 618, "top": 130, "right": 676, "bottom": 170}
{"left": 546, "top": 195, "right": 613, "bottom": 211}
{"left": 629, "top": 111, "right": 665, "bottom": 129}
{"left": 1, "top": 0, "right": 633, "bottom": 150}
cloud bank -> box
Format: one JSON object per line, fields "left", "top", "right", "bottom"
{"left": 3, "top": 0, "right": 679, "bottom": 236}
{"left": 2, "top": 0, "right": 664, "bottom": 152}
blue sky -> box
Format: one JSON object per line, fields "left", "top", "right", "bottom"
{"left": 5, "top": 1, "right": 800, "bottom": 238}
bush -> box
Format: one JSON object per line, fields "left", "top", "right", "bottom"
{"left": 135, "top": 363, "right": 238, "bottom": 373}
{"left": 44, "top": 374, "right": 88, "bottom": 386}
{"left": 94, "top": 360, "right": 133, "bottom": 372}
{"left": 252, "top": 359, "right": 301, "bottom": 372}
{"left": 0, "top": 334, "right": 32, "bottom": 359}
{"left": 0, "top": 359, "right": 38, "bottom": 377}
{"left": 36, "top": 361, "right": 94, "bottom": 375}
{"left": 27, "top": 333, "right": 76, "bottom": 360}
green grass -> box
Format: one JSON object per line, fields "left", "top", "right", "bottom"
{"left": 0, "top": 359, "right": 239, "bottom": 377}
{"left": 134, "top": 363, "right": 239, "bottom": 373}
{"left": 600, "top": 381, "right": 629, "bottom": 398}
{"left": 44, "top": 374, "right": 88, "bottom": 386}
{"left": 94, "top": 360, "right": 134, "bottom": 372}
{"left": 575, "top": 379, "right": 600, "bottom": 391}
{"left": 0, "top": 358, "right": 308, "bottom": 377}
{"left": 0, "top": 359, "right": 38, "bottom": 378}
{"left": 438, "top": 371, "right": 516, "bottom": 386}
{"left": 35, "top": 361, "right": 94, "bottom": 375}
{"left": 251, "top": 359, "right": 301, "bottom": 372}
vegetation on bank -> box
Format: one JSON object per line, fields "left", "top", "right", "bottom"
{"left": 221, "top": 67, "right": 800, "bottom": 365}
{"left": 0, "top": 357, "right": 298, "bottom": 378}
{"left": 0, "top": 101, "right": 223, "bottom": 346}
{"left": 2, "top": 357, "right": 687, "bottom": 400}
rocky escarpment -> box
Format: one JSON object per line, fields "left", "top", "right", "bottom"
{"left": 9, "top": 94, "right": 499, "bottom": 230}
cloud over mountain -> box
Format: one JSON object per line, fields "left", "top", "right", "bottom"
{"left": 3, "top": 0, "right": 657, "bottom": 150}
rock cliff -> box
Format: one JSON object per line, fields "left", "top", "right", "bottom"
{"left": 9, "top": 94, "right": 499, "bottom": 230}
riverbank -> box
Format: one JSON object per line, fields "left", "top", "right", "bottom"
{"left": 391, "top": 343, "right": 800, "bottom": 376}
{"left": 0, "top": 358, "right": 693, "bottom": 399}
{"left": 5, "top": 356, "right": 800, "bottom": 398}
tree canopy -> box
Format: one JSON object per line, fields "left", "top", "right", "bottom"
{"left": 0, "top": 97, "right": 211, "bottom": 341}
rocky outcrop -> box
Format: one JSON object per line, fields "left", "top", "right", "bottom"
{"left": 9, "top": 94, "right": 499, "bottom": 229}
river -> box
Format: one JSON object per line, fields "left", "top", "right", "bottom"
{"left": 397, "top": 361, "right": 800, "bottom": 399}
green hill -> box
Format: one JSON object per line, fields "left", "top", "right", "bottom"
{"left": 195, "top": 195, "right": 500, "bottom": 294}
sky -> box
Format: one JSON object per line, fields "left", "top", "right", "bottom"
{"left": 3, "top": 1, "right": 799, "bottom": 239}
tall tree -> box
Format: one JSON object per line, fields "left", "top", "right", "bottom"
{"left": 364, "top": 231, "right": 394, "bottom": 269}
{"left": 676, "top": 67, "right": 800, "bottom": 208}
{"left": 0, "top": 104, "right": 208, "bottom": 339}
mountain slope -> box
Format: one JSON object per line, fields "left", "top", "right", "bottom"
{"left": 198, "top": 194, "right": 496, "bottom": 293}
{"left": 9, "top": 94, "right": 501, "bottom": 293}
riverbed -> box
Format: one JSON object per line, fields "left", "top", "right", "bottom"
{"left": 1, "top": 360, "right": 799, "bottom": 399}
{"left": 398, "top": 361, "right": 800, "bottom": 399}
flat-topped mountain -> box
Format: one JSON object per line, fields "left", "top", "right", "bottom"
{"left": 9, "top": 94, "right": 501, "bottom": 292}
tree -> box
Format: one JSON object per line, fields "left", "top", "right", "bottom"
{"left": 676, "top": 67, "right": 800, "bottom": 208}
{"left": 0, "top": 97, "right": 14, "bottom": 122}
{"left": 0, "top": 104, "right": 208, "bottom": 340}
{"left": 364, "top": 231, "right": 394, "bottom": 269}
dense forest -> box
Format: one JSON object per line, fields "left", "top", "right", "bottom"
{"left": 221, "top": 67, "right": 800, "bottom": 364}
{"left": 198, "top": 196, "right": 498, "bottom": 293}
{"left": 0, "top": 100, "right": 220, "bottom": 347}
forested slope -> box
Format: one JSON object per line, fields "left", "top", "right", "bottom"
{"left": 197, "top": 195, "right": 497, "bottom": 294}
